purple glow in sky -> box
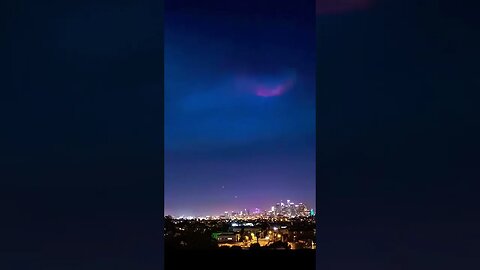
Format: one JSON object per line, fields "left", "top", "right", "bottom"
{"left": 235, "top": 70, "right": 297, "bottom": 98}
{"left": 255, "top": 79, "right": 294, "bottom": 97}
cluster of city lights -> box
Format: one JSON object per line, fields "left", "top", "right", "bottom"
{"left": 217, "top": 200, "right": 314, "bottom": 220}
{"left": 170, "top": 200, "right": 315, "bottom": 220}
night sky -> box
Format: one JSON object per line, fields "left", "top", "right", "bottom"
{"left": 2, "top": 0, "right": 479, "bottom": 269}
{"left": 164, "top": 0, "right": 316, "bottom": 217}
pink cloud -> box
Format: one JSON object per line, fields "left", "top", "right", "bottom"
{"left": 234, "top": 71, "right": 297, "bottom": 98}
{"left": 255, "top": 79, "right": 295, "bottom": 97}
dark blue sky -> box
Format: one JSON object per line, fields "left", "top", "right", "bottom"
{"left": 164, "top": 0, "right": 316, "bottom": 216}
{"left": 2, "top": 0, "right": 479, "bottom": 268}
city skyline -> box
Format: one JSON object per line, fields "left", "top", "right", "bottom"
{"left": 164, "top": 1, "right": 316, "bottom": 217}
{"left": 166, "top": 199, "right": 316, "bottom": 219}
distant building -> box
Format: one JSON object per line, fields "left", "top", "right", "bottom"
{"left": 275, "top": 203, "right": 281, "bottom": 215}
{"left": 212, "top": 232, "right": 239, "bottom": 243}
